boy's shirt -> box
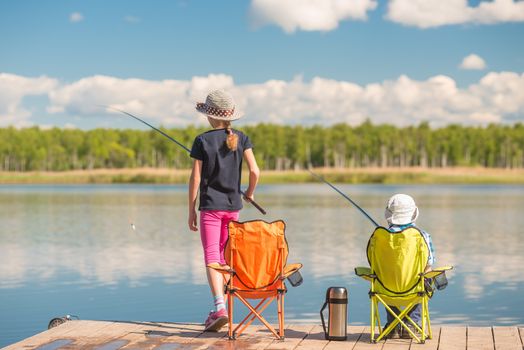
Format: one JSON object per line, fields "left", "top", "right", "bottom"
{"left": 388, "top": 223, "right": 435, "bottom": 267}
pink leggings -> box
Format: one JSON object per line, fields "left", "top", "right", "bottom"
{"left": 200, "top": 210, "right": 239, "bottom": 265}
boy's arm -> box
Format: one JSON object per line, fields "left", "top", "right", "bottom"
{"left": 422, "top": 230, "right": 435, "bottom": 270}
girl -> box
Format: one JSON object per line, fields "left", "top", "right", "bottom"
{"left": 188, "top": 89, "right": 260, "bottom": 332}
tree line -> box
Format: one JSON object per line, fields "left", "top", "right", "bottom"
{"left": 1, "top": 121, "right": 523, "bottom": 171}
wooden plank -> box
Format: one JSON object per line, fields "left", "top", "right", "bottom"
{"left": 264, "top": 325, "right": 315, "bottom": 350}
{"left": 118, "top": 321, "right": 204, "bottom": 349}
{"left": 98, "top": 321, "right": 154, "bottom": 349}
{"left": 467, "top": 326, "right": 494, "bottom": 350}
{"left": 351, "top": 327, "right": 384, "bottom": 350}
{"left": 241, "top": 324, "right": 282, "bottom": 349}
{"left": 15, "top": 321, "right": 118, "bottom": 350}
{"left": 438, "top": 326, "right": 467, "bottom": 350}
{"left": 3, "top": 320, "right": 113, "bottom": 350}
{"left": 188, "top": 323, "right": 228, "bottom": 350}
{"left": 56, "top": 321, "right": 121, "bottom": 348}
{"left": 493, "top": 327, "right": 522, "bottom": 350}
{"left": 323, "top": 325, "right": 365, "bottom": 350}
{"left": 55, "top": 321, "right": 118, "bottom": 349}
{"left": 410, "top": 326, "right": 440, "bottom": 350}
{"left": 382, "top": 338, "right": 411, "bottom": 350}
{"left": 2, "top": 320, "right": 86, "bottom": 350}
{"left": 74, "top": 321, "right": 146, "bottom": 349}
{"left": 295, "top": 325, "right": 329, "bottom": 350}
{"left": 206, "top": 325, "right": 276, "bottom": 350}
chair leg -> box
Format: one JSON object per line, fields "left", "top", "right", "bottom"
{"left": 421, "top": 299, "right": 426, "bottom": 343}
{"left": 235, "top": 298, "right": 272, "bottom": 336}
{"left": 370, "top": 297, "right": 375, "bottom": 342}
{"left": 425, "top": 298, "right": 432, "bottom": 339}
{"left": 279, "top": 292, "right": 285, "bottom": 339}
{"left": 235, "top": 293, "right": 280, "bottom": 339}
{"left": 377, "top": 296, "right": 422, "bottom": 343}
{"left": 228, "top": 292, "right": 234, "bottom": 339}
{"left": 374, "top": 300, "right": 382, "bottom": 334}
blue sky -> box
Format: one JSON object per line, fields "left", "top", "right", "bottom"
{"left": 1, "top": 0, "right": 524, "bottom": 129}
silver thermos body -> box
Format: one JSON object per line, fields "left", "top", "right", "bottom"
{"left": 320, "top": 286, "right": 348, "bottom": 341}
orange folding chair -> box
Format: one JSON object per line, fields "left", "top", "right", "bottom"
{"left": 209, "top": 220, "right": 302, "bottom": 340}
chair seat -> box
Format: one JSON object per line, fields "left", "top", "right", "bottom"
{"left": 234, "top": 288, "right": 284, "bottom": 299}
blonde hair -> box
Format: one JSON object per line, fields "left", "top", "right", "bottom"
{"left": 225, "top": 121, "right": 238, "bottom": 151}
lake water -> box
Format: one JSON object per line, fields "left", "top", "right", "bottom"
{"left": 1, "top": 183, "right": 524, "bottom": 347}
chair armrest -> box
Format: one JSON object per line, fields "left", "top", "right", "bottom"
{"left": 207, "top": 262, "right": 235, "bottom": 275}
{"left": 423, "top": 266, "right": 453, "bottom": 279}
{"left": 283, "top": 263, "right": 303, "bottom": 278}
{"left": 355, "top": 266, "right": 374, "bottom": 282}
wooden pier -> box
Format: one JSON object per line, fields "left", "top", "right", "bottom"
{"left": 3, "top": 320, "right": 523, "bottom": 349}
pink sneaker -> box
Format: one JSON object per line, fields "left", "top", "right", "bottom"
{"left": 204, "top": 308, "right": 229, "bottom": 332}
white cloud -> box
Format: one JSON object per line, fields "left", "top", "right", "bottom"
{"left": 249, "top": 0, "right": 377, "bottom": 33}
{"left": 0, "top": 73, "right": 58, "bottom": 127}
{"left": 47, "top": 74, "right": 234, "bottom": 126}
{"left": 460, "top": 54, "right": 487, "bottom": 70}
{"left": 47, "top": 72, "right": 524, "bottom": 127}
{"left": 69, "top": 12, "right": 84, "bottom": 23}
{"left": 386, "top": 0, "right": 524, "bottom": 28}
{"left": 2, "top": 71, "right": 524, "bottom": 128}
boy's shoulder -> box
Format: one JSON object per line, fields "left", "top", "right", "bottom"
{"left": 388, "top": 223, "right": 417, "bottom": 232}
{"left": 388, "top": 223, "right": 430, "bottom": 235}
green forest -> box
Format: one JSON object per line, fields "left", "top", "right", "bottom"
{"left": 1, "top": 122, "right": 523, "bottom": 172}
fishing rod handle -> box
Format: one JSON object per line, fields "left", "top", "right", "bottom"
{"left": 241, "top": 191, "right": 267, "bottom": 215}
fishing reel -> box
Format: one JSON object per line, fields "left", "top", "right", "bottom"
{"left": 48, "top": 314, "right": 79, "bottom": 329}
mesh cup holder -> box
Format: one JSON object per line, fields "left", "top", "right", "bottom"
{"left": 287, "top": 270, "right": 303, "bottom": 287}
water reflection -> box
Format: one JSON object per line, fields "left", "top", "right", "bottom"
{"left": 1, "top": 184, "right": 524, "bottom": 345}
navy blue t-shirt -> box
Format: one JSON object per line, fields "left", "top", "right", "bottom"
{"left": 190, "top": 128, "right": 253, "bottom": 211}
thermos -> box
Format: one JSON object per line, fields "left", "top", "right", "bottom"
{"left": 320, "top": 287, "right": 348, "bottom": 341}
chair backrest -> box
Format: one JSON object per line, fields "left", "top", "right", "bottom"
{"left": 367, "top": 226, "right": 429, "bottom": 296}
{"left": 226, "top": 220, "right": 288, "bottom": 291}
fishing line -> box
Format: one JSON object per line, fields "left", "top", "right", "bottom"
{"left": 100, "top": 105, "right": 266, "bottom": 215}
{"left": 308, "top": 169, "right": 380, "bottom": 227}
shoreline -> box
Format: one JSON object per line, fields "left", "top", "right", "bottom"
{"left": 1, "top": 167, "right": 524, "bottom": 184}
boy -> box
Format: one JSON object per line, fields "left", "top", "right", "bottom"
{"left": 384, "top": 194, "right": 435, "bottom": 339}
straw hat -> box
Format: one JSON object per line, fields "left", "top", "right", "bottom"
{"left": 196, "top": 89, "right": 242, "bottom": 121}
{"left": 385, "top": 194, "right": 419, "bottom": 225}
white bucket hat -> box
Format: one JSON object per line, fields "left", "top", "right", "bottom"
{"left": 196, "top": 89, "right": 242, "bottom": 121}
{"left": 385, "top": 194, "right": 419, "bottom": 225}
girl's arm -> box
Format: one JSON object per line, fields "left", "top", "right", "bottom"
{"left": 188, "top": 159, "right": 202, "bottom": 231}
{"left": 243, "top": 148, "right": 260, "bottom": 200}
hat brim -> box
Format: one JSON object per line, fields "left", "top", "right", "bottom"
{"left": 196, "top": 103, "right": 243, "bottom": 121}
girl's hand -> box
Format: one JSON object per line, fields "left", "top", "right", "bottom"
{"left": 243, "top": 193, "right": 255, "bottom": 202}
{"left": 188, "top": 209, "right": 198, "bottom": 231}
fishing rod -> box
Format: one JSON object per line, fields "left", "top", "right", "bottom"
{"left": 102, "top": 105, "right": 267, "bottom": 215}
{"left": 307, "top": 169, "right": 380, "bottom": 227}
